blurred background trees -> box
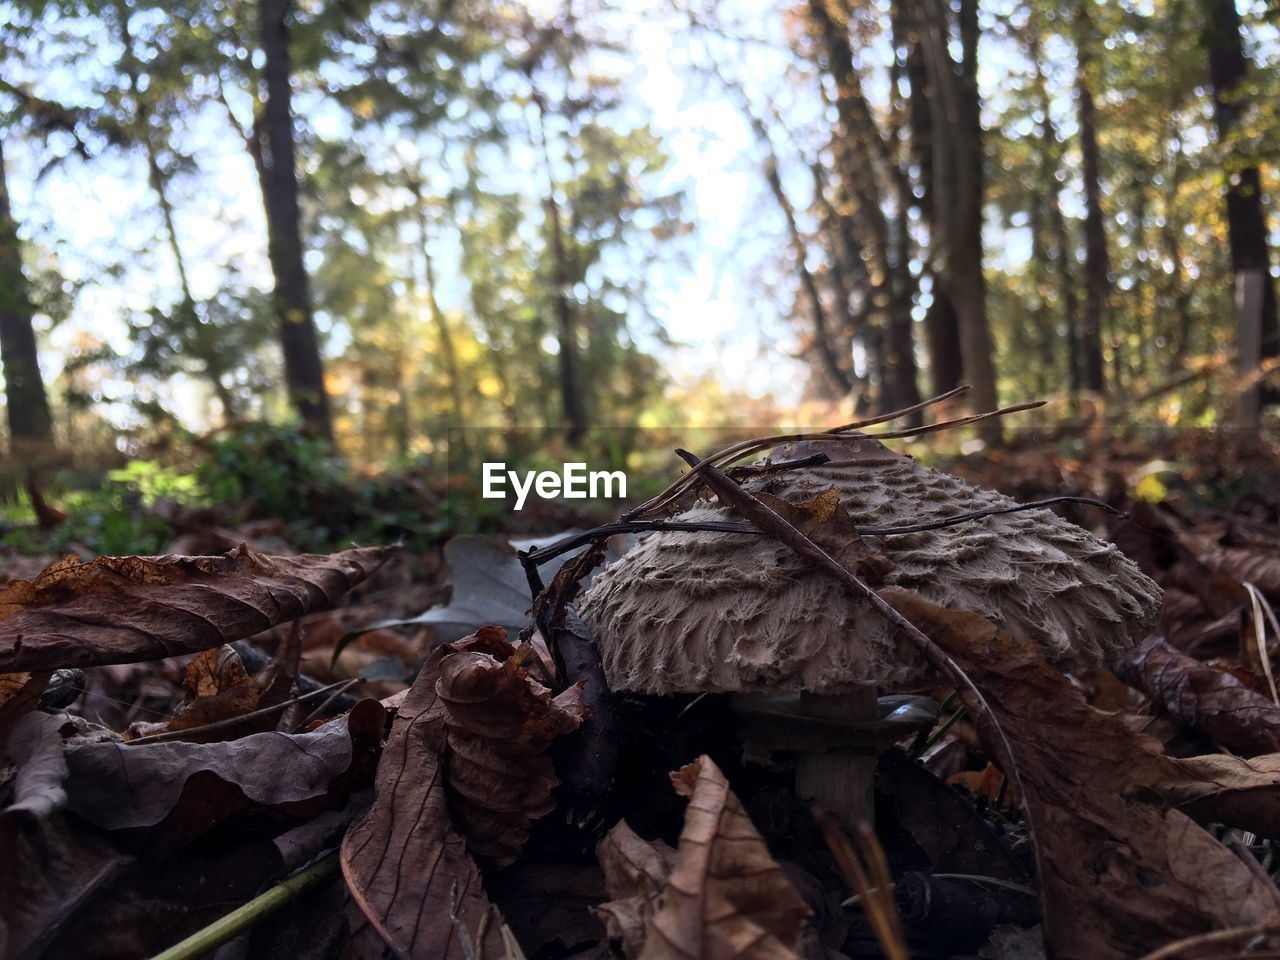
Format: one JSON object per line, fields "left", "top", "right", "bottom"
{"left": 0, "top": 0, "right": 1276, "bottom": 473}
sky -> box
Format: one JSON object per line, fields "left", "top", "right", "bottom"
{"left": 4, "top": 0, "right": 819, "bottom": 431}
{"left": 8, "top": 0, "right": 1274, "bottom": 432}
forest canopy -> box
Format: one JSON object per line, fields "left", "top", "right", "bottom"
{"left": 1, "top": 0, "right": 1277, "bottom": 475}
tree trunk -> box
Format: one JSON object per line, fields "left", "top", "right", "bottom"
{"left": 808, "top": 0, "right": 919, "bottom": 416}
{"left": 1073, "top": 0, "right": 1108, "bottom": 395}
{"left": 901, "top": 0, "right": 963, "bottom": 397}
{"left": 913, "top": 0, "right": 999, "bottom": 441}
{"left": 255, "top": 0, "right": 333, "bottom": 442}
{"left": 413, "top": 189, "right": 465, "bottom": 438}
{"left": 1200, "top": 0, "right": 1278, "bottom": 418}
{"left": 0, "top": 137, "right": 53, "bottom": 452}
{"left": 535, "top": 103, "right": 587, "bottom": 445}
{"left": 752, "top": 119, "right": 852, "bottom": 398}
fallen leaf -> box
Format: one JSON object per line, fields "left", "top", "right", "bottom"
{"left": 127, "top": 626, "right": 303, "bottom": 743}
{"left": 1153, "top": 752, "right": 1280, "bottom": 839}
{"left": 0, "top": 543, "right": 395, "bottom": 672}
{"left": 597, "top": 821, "right": 677, "bottom": 957}
{"left": 752, "top": 484, "right": 893, "bottom": 584}
{"left": 0, "top": 671, "right": 48, "bottom": 740}
{"left": 1114, "top": 635, "right": 1280, "bottom": 755}
{"left": 341, "top": 644, "right": 509, "bottom": 960}
{"left": 64, "top": 699, "right": 384, "bottom": 845}
{"left": 881, "top": 588, "right": 1280, "bottom": 959}
{"left": 3, "top": 712, "right": 68, "bottom": 818}
{"left": 438, "top": 625, "right": 588, "bottom": 863}
{"left": 876, "top": 749, "right": 1026, "bottom": 882}
{"left": 1, "top": 711, "right": 127, "bottom": 960}
{"left": 1177, "top": 532, "right": 1280, "bottom": 595}
{"left": 598, "top": 755, "right": 811, "bottom": 960}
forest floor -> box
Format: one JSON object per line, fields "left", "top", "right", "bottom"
{"left": 3, "top": 417, "right": 1280, "bottom": 959}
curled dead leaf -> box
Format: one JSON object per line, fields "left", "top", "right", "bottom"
{"left": 597, "top": 755, "right": 811, "bottom": 960}
{"left": 0, "top": 543, "right": 395, "bottom": 672}
{"left": 341, "top": 643, "right": 510, "bottom": 960}
{"left": 1115, "top": 635, "right": 1280, "bottom": 755}
{"left": 438, "top": 625, "right": 588, "bottom": 863}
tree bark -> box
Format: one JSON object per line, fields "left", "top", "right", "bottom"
{"left": 255, "top": 0, "right": 333, "bottom": 442}
{"left": 1073, "top": 0, "right": 1108, "bottom": 395}
{"left": 900, "top": 0, "right": 964, "bottom": 396}
{"left": 1200, "top": 0, "right": 1278, "bottom": 417}
{"left": 808, "top": 0, "right": 920, "bottom": 416}
{"left": 412, "top": 186, "right": 465, "bottom": 438}
{"left": 913, "top": 0, "right": 1000, "bottom": 441}
{"left": 0, "top": 137, "right": 53, "bottom": 452}
{"left": 535, "top": 101, "right": 587, "bottom": 445}
{"left": 752, "top": 118, "right": 852, "bottom": 398}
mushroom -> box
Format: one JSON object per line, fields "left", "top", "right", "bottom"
{"left": 578, "top": 436, "right": 1161, "bottom": 826}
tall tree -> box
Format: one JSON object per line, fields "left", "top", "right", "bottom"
{"left": 807, "top": 0, "right": 920, "bottom": 415}
{"left": 898, "top": 0, "right": 963, "bottom": 396}
{"left": 254, "top": 0, "right": 333, "bottom": 442}
{"left": 913, "top": 0, "right": 1000, "bottom": 438}
{"left": 1200, "top": 0, "right": 1277, "bottom": 419}
{"left": 1073, "top": 0, "right": 1108, "bottom": 394}
{"left": 0, "top": 136, "right": 53, "bottom": 453}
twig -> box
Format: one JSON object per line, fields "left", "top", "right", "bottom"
{"left": 126, "top": 679, "right": 354, "bottom": 745}
{"left": 290, "top": 678, "right": 362, "bottom": 733}
{"left": 631, "top": 397, "right": 1043, "bottom": 520}
{"left": 815, "top": 811, "right": 909, "bottom": 960}
{"left": 149, "top": 852, "right": 339, "bottom": 960}
{"left": 622, "top": 386, "right": 971, "bottom": 520}
{"left": 1138, "top": 924, "right": 1279, "bottom": 960}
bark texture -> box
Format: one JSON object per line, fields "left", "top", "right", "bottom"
{"left": 255, "top": 0, "right": 333, "bottom": 441}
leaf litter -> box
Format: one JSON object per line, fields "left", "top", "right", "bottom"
{"left": 4, "top": 406, "right": 1280, "bottom": 957}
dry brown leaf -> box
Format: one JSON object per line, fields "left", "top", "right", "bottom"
{"left": 0, "top": 671, "right": 48, "bottom": 740}
{"left": 881, "top": 588, "right": 1280, "bottom": 959}
{"left": 751, "top": 485, "right": 892, "bottom": 584}
{"left": 598, "top": 755, "right": 811, "bottom": 960}
{"left": 438, "top": 625, "right": 588, "bottom": 863}
{"left": 0, "top": 543, "right": 395, "bottom": 672}
{"left": 1114, "top": 635, "right": 1280, "bottom": 755}
{"left": 341, "top": 643, "right": 509, "bottom": 960}
{"left": 1, "top": 711, "right": 128, "bottom": 958}
{"left": 126, "top": 627, "right": 303, "bottom": 743}
{"left": 597, "top": 821, "right": 677, "bottom": 957}
{"left": 1178, "top": 532, "right": 1280, "bottom": 595}
{"left": 1154, "top": 752, "right": 1280, "bottom": 839}
{"left": 64, "top": 699, "right": 384, "bottom": 844}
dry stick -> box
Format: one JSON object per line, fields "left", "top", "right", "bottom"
{"left": 623, "top": 386, "right": 970, "bottom": 521}
{"left": 635, "top": 398, "right": 1044, "bottom": 521}
{"left": 857, "top": 821, "right": 908, "bottom": 949}
{"left": 125, "top": 679, "right": 354, "bottom": 746}
{"left": 1137, "top": 924, "right": 1279, "bottom": 960}
{"left": 674, "top": 449, "right": 1039, "bottom": 892}
{"left": 814, "top": 810, "right": 908, "bottom": 960}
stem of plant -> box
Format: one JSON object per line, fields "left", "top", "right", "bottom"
{"left": 149, "top": 852, "right": 339, "bottom": 960}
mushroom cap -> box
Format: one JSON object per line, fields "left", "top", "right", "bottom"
{"left": 578, "top": 437, "right": 1162, "bottom": 695}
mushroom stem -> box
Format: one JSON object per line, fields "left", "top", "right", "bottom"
{"left": 793, "top": 687, "right": 880, "bottom": 828}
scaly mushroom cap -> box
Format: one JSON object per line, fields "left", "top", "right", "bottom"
{"left": 579, "top": 437, "right": 1161, "bottom": 695}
